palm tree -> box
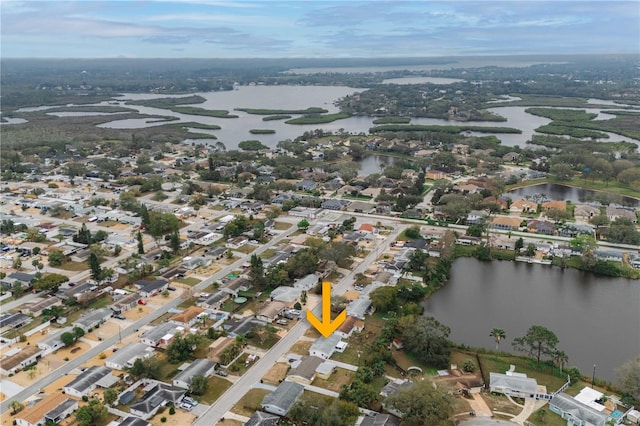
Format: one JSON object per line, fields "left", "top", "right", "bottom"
{"left": 490, "top": 328, "right": 506, "bottom": 351}
{"left": 554, "top": 350, "right": 569, "bottom": 374}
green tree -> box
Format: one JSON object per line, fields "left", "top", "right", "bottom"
{"left": 554, "top": 350, "right": 569, "bottom": 374}
{"left": 369, "top": 286, "right": 397, "bottom": 312}
{"left": 148, "top": 212, "right": 180, "bottom": 243}
{"left": 33, "top": 273, "right": 69, "bottom": 293}
{"left": 170, "top": 230, "right": 181, "bottom": 252}
{"left": 285, "top": 249, "right": 318, "bottom": 279}
{"left": 73, "top": 326, "right": 85, "bottom": 339}
{"left": 61, "top": 332, "right": 76, "bottom": 347}
{"left": 550, "top": 163, "right": 574, "bottom": 181}
{"left": 166, "top": 333, "right": 201, "bottom": 363}
{"left": 297, "top": 219, "right": 310, "bottom": 230}
{"left": 126, "top": 356, "right": 163, "bottom": 380}
{"left": 189, "top": 374, "right": 209, "bottom": 395}
{"left": 103, "top": 388, "right": 118, "bottom": 406}
{"left": 9, "top": 400, "right": 24, "bottom": 415}
{"left": 137, "top": 231, "right": 144, "bottom": 254}
{"left": 140, "top": 204, "right": 151, "bottom": 229}
{"left": 249, "top": 254, "right": 266, "bottom": 288}
{"left": 602, "top": 218, "right": 640, "bottom": 245}
{"left": 75, "top": 399, "right": 108, "bottom": 426}
{"left": 515, "top": 237, "right": 524, "bottom": 252}
{"left": 616, "top": 355, "right": 640, "bottom": 400}
{"left": 512, "top": 325, "right": 559, "bottom": 366}
{"left": 88, "top": 252, "right": 103, "bottom": 281}
{"left": 466, "top": 224, "right": 484, "bottom": 237}
{"left": 12, "top": 256, "right": 22, "bottom": 271}
{"left": 385, "top": 379, "right": 455, "bottom": 426}
{"left": 524, "top": 243, "right": 536, "bottom": 257}
{"left": 401, "top": 316, "right": 451, "bottom": 369}
{"left": 490, "top": 328, "right": 506, "bottom": 351}
{"left": 339, "top": 376, "right": 377, "bottom": 409}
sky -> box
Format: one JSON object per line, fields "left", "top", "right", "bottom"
{"left": 1, "top": 1, "right": 639, "bottom": 58}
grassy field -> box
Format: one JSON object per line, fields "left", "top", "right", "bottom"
{"left": 230, "top": 388, "right": 270, "bottom": 417}
{"left": 311, "top": 368, "right": 356, "bottom": 392}
{"left": 198, "top": 376, "right": 233, "bottom": 405}
{"left": 175, "top": 277, "right": 201, "bottom": 286}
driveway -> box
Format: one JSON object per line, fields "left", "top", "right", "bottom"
{"left": 0, "top": 380, "right": 24, "bottom": 398}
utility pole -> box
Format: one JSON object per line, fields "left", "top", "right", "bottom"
{"left": 592, "top": 364, "right": 596, "bottom": 388}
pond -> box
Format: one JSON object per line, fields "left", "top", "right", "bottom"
{"left": 505, "top": 183, "right": 639, "bottom": 207}
{"left": 423, "top": 258, "right": 640, "bottom": 382}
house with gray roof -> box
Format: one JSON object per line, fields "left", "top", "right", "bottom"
{"left": 286, "top": 356, "right": 324, "bottom": 384}
{"left": 119, "top": 417, "right": 152, "bottom": 426}
{"left": 489, "top": 372, "right": 539, "bottom": 399}
{"left": 110, "top": 292, "right": 141, "bottom": 314}
{"left": 199, "top": 290, "right": 230, "bottom": 310}
{"left": 63, "top": 365, "right": 116, "bottom": 398}
{"left": 360, "top": 413, "right": 401, "bottom": 426}
{"left": 72, "top": 308, "right": 112, "bottom": 332}
{"left": 37, "top": 327, "right": 73, "bottom": 354}
{"left": 134, "top": 279, "right": 168, "bottom": 298}
{"left": 244, "top": 411, "right": 280, "bottom": 426}
{"left": 261, "top": 381, "right": 304, "bottom": 416}
{"left": 130, "top": 382, "right": 186, "bottom": 420}
{"left": 550, "top": 392, "right": 608, "bottom": 426}
{"left": 321, "top": 199, "right": 350, "bottom": 210}
{"left": 309, "top": 333, "right": 342, "bottom": 360}
{"left": 347, "top": 297, "right": 372, "bottom": 320}
{"left": 172, "top": 359, "right": 216, "bottom": 389}
{"left": 105, "top": 342, "right": 155, "bottom": 371}
{"left": 140, "top": 322, "right": 184, "bottom": 347}
{"left": 0, "top": 313, "right": 32, "bottom": 333}
{"left": 293, "top": 274, "right": 319, "bottom": 291}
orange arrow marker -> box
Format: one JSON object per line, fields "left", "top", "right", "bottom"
{"left": 307, "top": 281, "right": 346, "bottom": 338}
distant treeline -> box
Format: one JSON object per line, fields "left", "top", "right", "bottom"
{"left": 370, "top": 124, "right": 522, "bottom": 134}
{"left": 237, "top": 107, "right": 328, "bottom": 115}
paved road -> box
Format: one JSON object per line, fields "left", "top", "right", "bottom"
{"left": 192, "top": 224, "right": 405, "bottom": 425}
{"left": 0, "top": 224, "right": 297, "bottom": 415}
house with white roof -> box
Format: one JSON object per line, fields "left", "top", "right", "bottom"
{"left": 105, "top": 342, "right": 155, "bottom": 371}
{"left": 172, "top": 359, "right": 216, "bottom": 389}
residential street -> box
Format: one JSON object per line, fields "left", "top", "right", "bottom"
{"left": 0, "top": 224, "right": 297, "bottom": 415}
{"left": 192, "top": 224, "right": 404, "bottom": 425}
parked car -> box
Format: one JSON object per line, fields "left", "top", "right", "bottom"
{"left": 114, "top": 314, "right": 126, "bottom": 320}
{"left": 167, "top": 286, "right": 176, "bottom": 291}
{"left": 276, "top": 319, "right": 288, "bottom": 326}
{"left": 216, "top": 369, "right": 228, "bottom": 377}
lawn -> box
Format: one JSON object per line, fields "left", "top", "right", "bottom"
{"left": 246, "top": 327, "right": 280, "bottom": 350}
{"left": 527, "top": 406, "right": 567, "bottom": 426}
{"left": 274, "top": 221, "right": 292, "bottom": 231}
{"left": 230, "top": 388, "right": 270, "bottom": 417}
{"left": 228, "top": 353, "right": 257, "bottom": 376}
{"left": 150, "top": 312, "right": 173, "bottom": 325}
{"left": 262, "top": 363, "right": 290, "bottom": 384}
{"left": 234, "top": 244, "right": 258, "bottom": 254}
{"left": 289, "top": 340, "right": 312, "bottom": 355}
{"left": 175, "top": 277, "right": 201, "bottom": 286}
{"left": 311, "top": 368, "right": 355, "bottom": 392}
{"left": 178, "top": 296, "right": 198, "bottom": 309}
{"left": 197, "top": 376, "right": 232, "bottom": 405}
{"left": 260, "top": 249, "right": 276, "bottom": 259}
{"left": 157, "top": 354, "right": 181, "bottom": 381}
{"left": 56, "top": 260, "right": 89, "bottom": 271}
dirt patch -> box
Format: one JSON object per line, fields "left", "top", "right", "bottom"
{"left": 42, "top": 375, "right": 74, "bottom": 394}
{"left": 86, "top": 320, "right": 121, "bottom": 342}
{"left": 124, "top": 305, "right": 153, "bottom": 320}
{"left": 110, "top": 223, "right": 130, "bottom": 231}
{"left": 149, "top": 411, "right": 195, "bottom": 426}
{"left": 262, "top": 363, "right": 290, "bottom": 384}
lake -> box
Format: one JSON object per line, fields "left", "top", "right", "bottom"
{"left": 357, "top": 155, "right": 399, "bottom": 175}
{"left": 505, "top": 183, "right": 640, "bottom": 207}
{"left": 423, "top": 258, "right": 640, "bottom": 383}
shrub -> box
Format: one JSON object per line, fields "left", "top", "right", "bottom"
{"left": 19, "top": 335, "right": 27, "bottom": 343}
{"left": 462, "top": 359, "right": 476, "bottom": 373}
{"left": 169, "top": 406, "right": 175, "bottom": 415}
{"left": 99, "top": 353, "right": 106, "bottom": 359}
{"left": 160, "top": 417, "right": 167, "bottom": 423}
{"left": 82, "top": 395, "right": 89, "bottom": 402}
{"left": 63, "top": 357, "right": 69, "bottom": 361}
